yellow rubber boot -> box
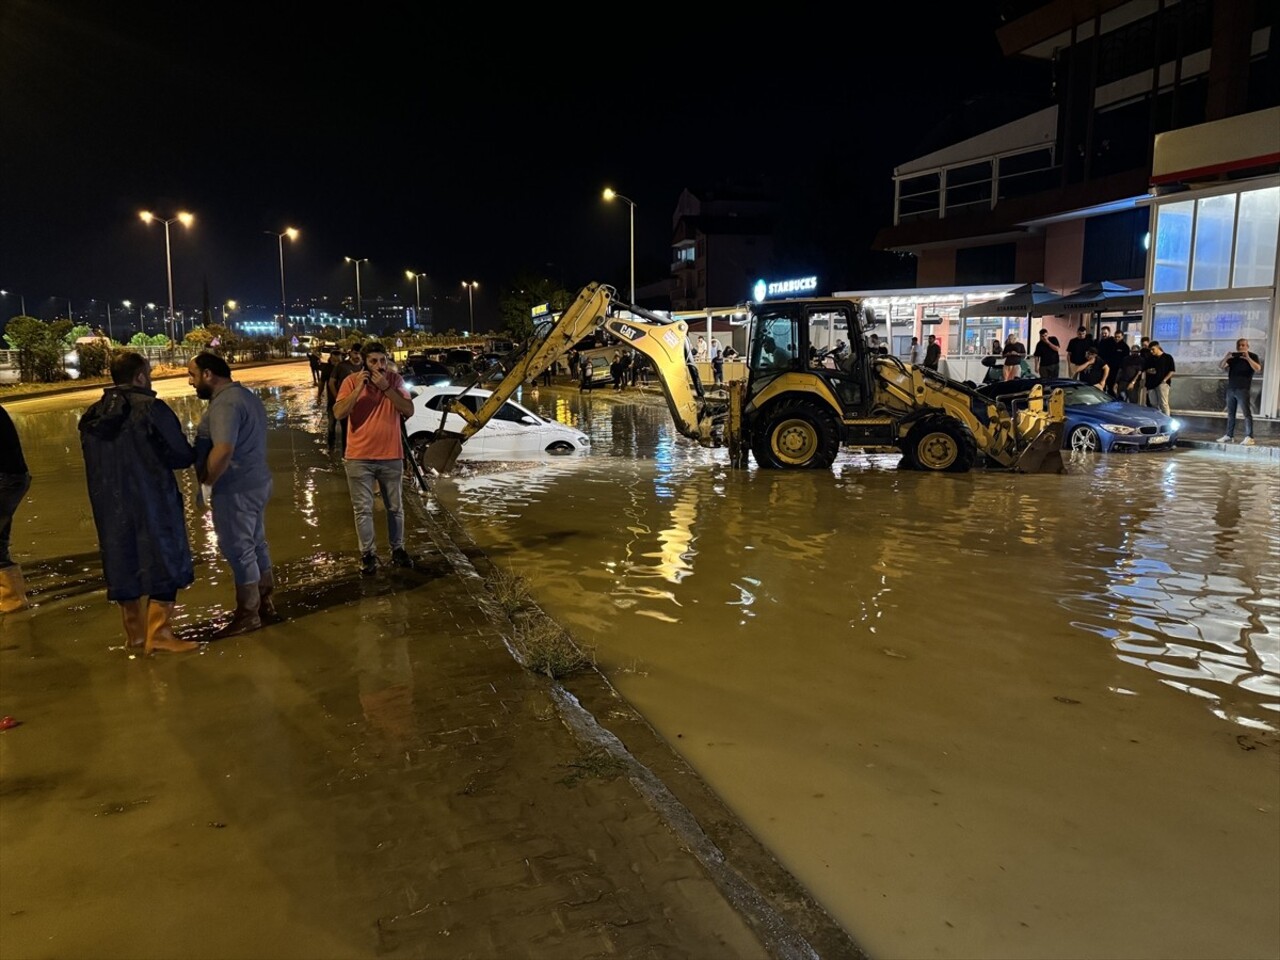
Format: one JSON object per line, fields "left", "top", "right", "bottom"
{"left": 145, "top": 600, "right": 199, "bottom": 654}
{"left": 0, "top": 565, "right": 28, "bottom": 613}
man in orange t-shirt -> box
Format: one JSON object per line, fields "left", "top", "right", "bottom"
{"left": 333, "top": 342, "right": 416, "bottom": 575}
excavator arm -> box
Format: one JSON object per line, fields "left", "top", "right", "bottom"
{"left": 422, "top": 282, "right": 726, "bottom": 474}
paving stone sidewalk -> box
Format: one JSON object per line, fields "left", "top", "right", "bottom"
{"left": 389, "top": 495, "right": 867, "bottom": 959}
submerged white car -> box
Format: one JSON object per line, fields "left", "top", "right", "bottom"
{"left": 403, "top": 385, "right": 590, "bottom": 461}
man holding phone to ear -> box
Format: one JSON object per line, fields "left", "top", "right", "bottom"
{"left": 1216, "top": 338, "right": 1262, "bottom": 445}
{"left": 333, "top": 342, "right": 415, "bottom": 575}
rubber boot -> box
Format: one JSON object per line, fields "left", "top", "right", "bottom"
{"left": 212, "top": 582, "right": 262, "bottom": 639}
{"left": 258, "top": 568, "right": 278, "bottom": 623}
{"left": 119, "top": 598, "right": 149, "bottom": 649}
{"left": 145, "top": 600, "right": 199, "bottom": 654}
{"left": 0, "top": 564, "right": 28, "bottom": 613}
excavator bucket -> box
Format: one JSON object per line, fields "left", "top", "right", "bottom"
{"left": 1012, "top": 422, "right": 1065, "bottom": 473}
{"left": 422, "top": 437, "right": 464, "bottom": 475}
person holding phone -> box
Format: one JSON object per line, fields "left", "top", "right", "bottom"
{"left": 333, "top": 342, "right": 415, "bottom": 575}
{"left": 1216, "top": 338, "right": 1262, "bottom": 445}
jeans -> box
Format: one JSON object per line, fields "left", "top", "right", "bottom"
{"left": 1225, "top": 384, "right": 1254, "bottom": 438}
{"left": 211, "top": 482, "right": 273, "bottom": 585}
{"left": 344, "top": 459, "right": 404, "bottom": 556}
{"left": 1146, "top": 382, "right": 1171, "bottom": 416}
{"left": 0, "top": 471, "right": 31, "bottom": 567}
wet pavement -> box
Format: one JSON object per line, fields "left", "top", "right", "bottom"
{"left": 0, "top": 365, "right": 859, "bottom": 960}
{"left": 2, "top": 363, "right": 1277, "bottom": 960}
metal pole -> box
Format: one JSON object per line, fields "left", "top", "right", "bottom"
{"left": 628, "top": 201, "right": 635, "bottom": 305}
{"left": 278, "top": 233, "right": 288, "bottom": 337}
{"left": 106, "top": 302, "right": 113, "bottom": 342}
{"left": 163, "top": 220, "right": 175, "bottom": 344}
{"left": 355, "top": 262, "right": 363, "bottom": 319}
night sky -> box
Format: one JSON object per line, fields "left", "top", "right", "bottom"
{"left": 0, "top": 1, "right": 1040, "bottom": 333}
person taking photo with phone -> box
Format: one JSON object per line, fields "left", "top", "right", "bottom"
{"left": 1216, "top": 338, "right": 1262, "bottom": 445}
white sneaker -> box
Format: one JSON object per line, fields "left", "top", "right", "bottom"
{"left": 1239, "top": 437, "right": 1255, "bottom": 446}
{"left": 1214, "top": 435, "right": 1232, "bottom": 443}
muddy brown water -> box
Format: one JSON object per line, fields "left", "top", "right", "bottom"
{"left": 2, "top": 366, "right": 1277, "bottom": 960}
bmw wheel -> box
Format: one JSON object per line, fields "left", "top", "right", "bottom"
{"left": 1068, "top": 425, "right": 1100, "bottom": 453}
{"left": 545, "top": 441, "right": 575, "bottom": 455}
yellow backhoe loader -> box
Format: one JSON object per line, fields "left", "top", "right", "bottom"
{"left": 421, "top": 282, "right": 1064, "bottom": 475}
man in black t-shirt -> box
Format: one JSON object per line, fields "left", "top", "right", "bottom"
{"left": 923, "top": 334, "right": 941, "bottom": 371}
{"left": 1216, "top": 338, "right": 1263, "bottom": 444}
{"left": 1144, "top": 342, "right": 1176, "bottom": 415}
{"left": 1032, "top": 329, "right": 1060, "bottom": 379}
{"left": 1066, "top": 326, "right": 1095, "bottom": 376}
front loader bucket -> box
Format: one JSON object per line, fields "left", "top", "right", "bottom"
{"left": 1013, "top": 423, "right": 1065, "bottom": 473}
{"left": 422, "top": 437, "right": 464, "bottom": 475}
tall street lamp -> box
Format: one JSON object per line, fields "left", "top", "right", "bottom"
{"left": 405, "top": 270, "right": 426, "bottom": 329}
{"left": 267, "top": 227, "right": 298, "bottom": 337}
{"left": 602, "top": 187, "right": 635, "bottom": 305}
{"left": 223, "top": 300, "right": 238, "bottom": 326}
{"left": 0, "top": 289, "right": 26, "bottom": 318}
{"left": 461, "top": 280, "right": 477, "bottom": 336}
{"left": 344, "top": 257, "right": 368, "bottom": 321}
{"left": 123, "top": 300, "right": 144, "bottom": 336}
{"left": 139, "top": 210, "right": 194, "bottom": 344}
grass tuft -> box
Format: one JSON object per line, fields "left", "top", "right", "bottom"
{"left": 557, "top": 748, "right": 627, "bottom": 787}
{"left": 487, "top": 565, "right": 533, "bottom": 617}
{"left": 511, "top": 618, "right": 593, "bottom": 679}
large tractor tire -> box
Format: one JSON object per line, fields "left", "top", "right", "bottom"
{"left": 903, "top": 416, "right": 978, "bottom": 472}
{"left": 750, "top": 400, "right": 840, "bottom": 469}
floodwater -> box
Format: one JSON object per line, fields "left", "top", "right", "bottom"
{"left": 1, "top": 366, "right": 1277, "bottom": 960}
{"left": 436, "top": 382, "right": 1280, "bottom": 960}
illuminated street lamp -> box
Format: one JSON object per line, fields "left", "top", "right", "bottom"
{"left": 602, "top": 187, "right": 635, "bottom": 305}
{"left": 222, "top": 299, "right": 238, "bottom": 327}
{"left": 405, "top": 270, "right": 426, "bottom": 328}
{"left": 139, "top": 210, "right": 194, "bottom": 344}
{"left": 122, "top": 299, "right": 145, "bottom": 335}
{"left": 344, "top": 256, "right": 368, "bottom": 320}
{"left": 0, "top": 289, "right": 26, "bottom": 318}
{"left": 460, "top": 280, "right": 477, "bottom": 335}
{"left": 267, "top": 228, "right": 298, "bottom": 337}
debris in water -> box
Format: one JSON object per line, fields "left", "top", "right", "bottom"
{"left": 0, "top": 716, "right": 20, "bottom": 730}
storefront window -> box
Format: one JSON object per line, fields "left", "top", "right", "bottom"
{"left": 1190, "top": 194, "right": 1236, "bottom": 291}
{"left": 1150, "top": 298, "right": 1269, "bottom": 412}
{"left": 1153, "top": 199, "right": 1193, "bottom": 292}
{"left": 1233, "top": 186, "right": 1279, "bottom": 288}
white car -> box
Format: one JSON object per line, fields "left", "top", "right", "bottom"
{"left": 403, "top": 385, "right": 590, "bottom": 461}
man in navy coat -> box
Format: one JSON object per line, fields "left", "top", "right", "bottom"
{"left": 80, "top": 351, "right": 199, "bottom": 654}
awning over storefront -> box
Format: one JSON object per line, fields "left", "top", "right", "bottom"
{"left": 1036, "top": 281, "right": 1144, "bottom": 314}
{"left": 957, "top": 282, "right": 1059, "bottom": 319}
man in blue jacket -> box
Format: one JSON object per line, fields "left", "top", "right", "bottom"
{"left": 80, "top": 351, "right": 199, "bottom": 654}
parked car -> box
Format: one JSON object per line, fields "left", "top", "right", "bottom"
{"left": 397, "top": 355, "right": 453, "bottom": 390}
{"left": 977, "top": 377, "right": 1181, "bottom": 453}
{"left": 403, "top": 385, "right": 590, "bottom": 461}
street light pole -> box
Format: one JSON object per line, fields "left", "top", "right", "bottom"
{"left": 461, "top": 281, "right": 477, "bottom": 336}
{"left": 344, "top": 257, "right": 368, "bottom": 321}
{"left": 405, "top": 270, "right": 425, "bottom": 329}
{"left": 602, "top": 187, "right": 635, "bottom": 305}
{"left": 139, "top": 210, "right": 194, "bottom": 345}
{"left": 267, "top": 228, "right": 298, "bottom": 338}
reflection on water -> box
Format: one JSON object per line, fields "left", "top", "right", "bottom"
{"left": 438, "top": 387, "right": 1280, "bottom": 960}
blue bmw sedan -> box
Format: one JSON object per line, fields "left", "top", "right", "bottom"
{"left": 978, "top": 377, "right": 1180, "bottom": 453}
